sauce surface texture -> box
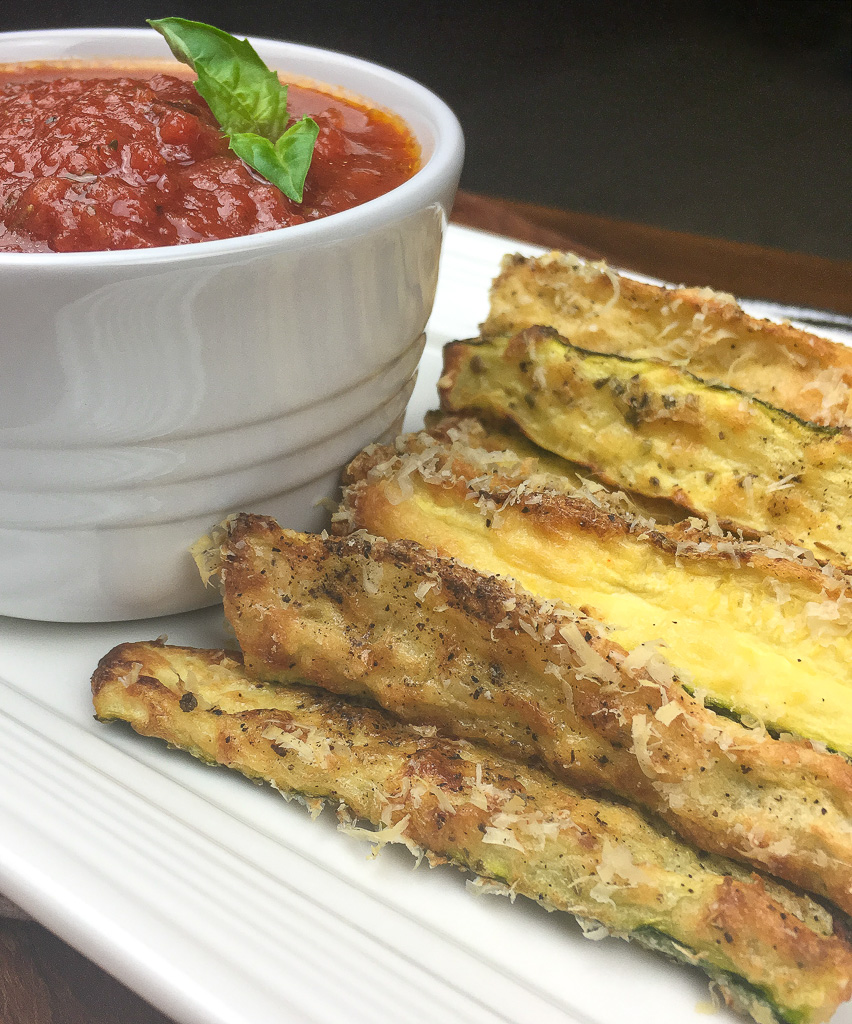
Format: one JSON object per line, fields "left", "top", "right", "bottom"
{"left": 0, "top": 66, "right": 419, "bottom": 252}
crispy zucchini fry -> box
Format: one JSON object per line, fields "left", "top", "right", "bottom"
{"left": 418, "top": 411, "right": 689, "bottom": 523}
{"left": 93, "top": 641, "right": 852, "bottom": 1024}
{"left": 340, "top": 420, "right": 852, "bottom": 755}
{"left": 484, "top": 252, "right": 852, "bottom": 429}
{"left": 197, "top": 514, "right": 852, "bottom": 913}
{"left": 417, "top": 411, "right": 690, "bottom": 523}
{"left": 438, "top": 328, "right": 852, "bottom": 563}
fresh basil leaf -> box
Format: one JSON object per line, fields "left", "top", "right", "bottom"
{"left": 229, "top": 117, "right": 319, "bottom": 203}
{"left": 148, "top": 17, "right": 319, "bottom": 199}
{"left": 149, "top": 18, "right": 290, "bottom": 139}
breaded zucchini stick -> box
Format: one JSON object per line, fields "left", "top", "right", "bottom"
{"left": 417, "top": 411, "right": 687, "bottom": 523}
{"left": 438, "top": 328, "right": 852, "bottom": 564}
{"left": 196, "top": 514, "right": 852, "bottom": 913}
{"left": 339, "top": 419, "right": 852, "bottom": 755}
{"left": 484, "top": 252, "right": 852, "bottom": 429}
{"left": 93, "top": 641, "right": 852, "bottom": 1024}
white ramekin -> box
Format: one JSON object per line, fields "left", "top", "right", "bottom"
{"left": 0, "top": 28, "right": 463, "bottom": 622}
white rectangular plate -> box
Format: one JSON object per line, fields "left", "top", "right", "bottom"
{"left": 1, "top": 224, "right": 849, "bottom": 1024}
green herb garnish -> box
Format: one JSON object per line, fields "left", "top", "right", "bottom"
{"left": 149, "top": 17, "right": 319, "bottom": 202}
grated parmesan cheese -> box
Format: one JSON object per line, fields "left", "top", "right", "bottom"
{"left": 804, "top": 591, "right": 852, "bottom": 641}
{"left": 118, "top": 661, "right": 143, "bottom": 688}
{"left": 361, "top": 560, "right": 384, "bottom": 595}
{"left": 338, "top": 814, "right": 419, "bottom": 858}
{"left": 655, "top": 701, "right": 683, "bottom": 726}
{"left": 630, "top": 714, "right": 663, "bottom": 778}
{"left": 262, "top": 723, "right": 336, "bottom": 769}
{"left": 482, "top": 826, "right": 526, "bottom": 853}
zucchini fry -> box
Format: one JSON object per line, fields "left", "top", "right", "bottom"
{"left": 340, "top": 419, "right": 852, "bottom": 755}
{"left": 93, "top": 641, "right": 852, "bottom": 1024}
{"left": 484, "top": 252, "right": 852, "bottom": 429}
{"left": 416, "top": 411, "right": 688, "bottom": 523}
{"left": 196, "top": 514, "right": 852, "bottom": 913}
{"left": 438, "top": 328, "right": 852, "bottom": 563}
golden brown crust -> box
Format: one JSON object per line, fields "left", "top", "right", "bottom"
{"left": 484, "top": 252, "right": 852, "bottom": 429}
{"left": 201, "top": 514, "right": 852, "bottom": 914}
{"left": 349, "top": 412, "right": 691, "bottom": 524}
{"left": 341, "top": 416, "right": 849, "bottom": 591}
{"left": 339, "top": 427, "right": 852, "bottom": 758}
{"left": 438, "top": 329, "right": 852, "bottom": 564}
{"left": 93, "top": 640, "right": 852, "bottom": 1024}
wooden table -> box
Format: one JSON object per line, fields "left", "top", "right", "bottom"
{"left": 451, "top": 191, "right": 852, "bottom": 315}
{"left": 2, "top": 190, "right": 850, "bottom": 1024}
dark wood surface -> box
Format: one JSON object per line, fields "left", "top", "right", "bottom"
{"left": 2, "top": 190, "right": 850, "bottom": 1024}
{"left": 451, "top": 190, "right": 852, "bottom": 315}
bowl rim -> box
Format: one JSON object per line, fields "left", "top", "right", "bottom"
{"left": 0, "top": 27, "right": 465, "bottom": 267}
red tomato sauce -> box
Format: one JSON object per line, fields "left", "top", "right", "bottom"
{"left": 0, "top": 64, "right": 419, "bottom": 252}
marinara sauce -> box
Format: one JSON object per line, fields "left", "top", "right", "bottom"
{"left": 0, "top": 64, "right": 419, "bottom": 252}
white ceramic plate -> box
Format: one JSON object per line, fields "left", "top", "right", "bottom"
{"left": 1, "top": 224, "right": 849, "bottom": 1024}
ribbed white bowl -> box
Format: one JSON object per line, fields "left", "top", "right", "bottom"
{"left": 0, "top": 28, "right": 464, "bottom": 621}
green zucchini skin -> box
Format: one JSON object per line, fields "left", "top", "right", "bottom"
{"left": 482, "top": 252, "right": 852, "bottom": 431}
{"left": 339, "top": 417, "right": 852, "bottom": 757}
{"left": 93, "top": 641, "right": 852, "bottom": 1024}
{"left": 206, "top": 516, "right": 852, "bottom": 916}
{"left": 632, "top": 928, "right": 789, "bottom": 1024}
{"left": 439, "top": 328, "right": 852, "bottom": 564}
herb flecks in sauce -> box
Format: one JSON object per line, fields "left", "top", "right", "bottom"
{"left": 0, "top": 54, "right": 417, "bottom": 251}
